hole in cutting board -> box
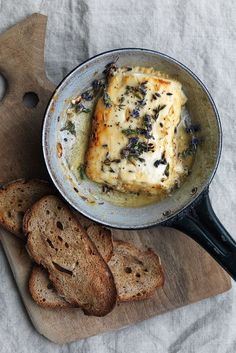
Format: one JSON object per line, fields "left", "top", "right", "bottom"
{"left": 23, "top": 92, "right": 39, "bottom": 108}
{"left": 0, "top": 73, "right": 8, "bottom": 102}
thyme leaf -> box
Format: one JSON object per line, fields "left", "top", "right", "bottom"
{"left": 78, "top": 164, "right": 86, "bottom": 179}
{"left": 60, "top": 121, "right": 76, "bottom": 136}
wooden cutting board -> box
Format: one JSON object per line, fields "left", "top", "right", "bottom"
{"left": 0, "top": 13, "right": 231, "bottom": 344}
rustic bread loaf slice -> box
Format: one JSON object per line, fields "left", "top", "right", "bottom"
{"left": 30, "top": 238, "right": 164, "bottom": 308}
{"left": 108, "top": 240, "right": 164, "bottom": 302}
{"left": 29, "top": 265, "right": 72, "bottom": 308}
{"left": 24, "top": 195, "right": 117, "bottom": 316}
{"left": 0, "top": 179, "right": 53, "bottom": 239}
{"left": 29, "top": 222, "right": 113, "bottom": 308}
{"left": 86, "top": 224, "right": 113, "bottom": 262}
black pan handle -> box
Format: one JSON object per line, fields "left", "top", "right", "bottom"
{"left": 173, "top": 190, "right": 236, "bottom": 280}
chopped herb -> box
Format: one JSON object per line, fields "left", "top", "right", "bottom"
{"left": 82, "top": 108, "right": 91, "bottom": 113}
{"left": 119, "top": 96, "right": 125, "bottom": 103}
{"left": 81, "top": 90, "right": 93, "bottom": 101}
{"left": 103, "top": 91, "right": 112, "bottom": 108}
{"left": 78, "top": 164, "right": 86, "bottom": 179}
{"left": 152, "top": 92, "right": 161, "bottom": 100}
{"left": 129, "top": 137, "right": 139, "bottom": 145}
{"left": 166, "top": 92, "right": 173, "bottom": 96}
{"left": 75, "top": 103, "right": 91, "bottom": 114}
{"left": 143, "top": 114, "right": 152, "bottom": 130}
{"left": 125, "top": 85, "right": 132, "bottom": 94}
{"left": 138, "top": 157, "right": 145, "bottom": 162}
{"left": 185, "top": 124, "right": 201, "bottom": 133}
{"left": 112, "top": 159, "right": 121, "bottom": 163}
{"left": 134, "top": 91, "right": 143, "bottom": 100}
{"left": 118, "top": 103, "right": 126, "bottom": 110}
{"left": 109, "top": 168, "right": 115, "bottom": 173}
{"left": 179, "top": 138, "right": 200, "bottom": 159}
{"left": 154, "top": 158, "right": 167, "bottom": 167}
{"left": 102, "top": 144, "right": 108, "bottom": 147}
{"left": 137, "top": 98, "right": 146, "bottom": 106}
{"left": 164, "top": 163, "right": 170, "bottom": 177}
{"left": 153, "top": 104, "right": 167, "bottom": 120}
{"left": 103, "top": 61, "right": 117, "bottom": 78}
{"left": 92, "top": 79, "right": 105, "bottom": 91}
{"left": 159, "top": 122, "right": 163, "bottom": 128}
{"left": 122, "top": 128, "right": 139, "bottom": 135}
{"left": 64, "top": 138, "right": 68, "bottom": 142}
{"left": 126, "top": 66, "right": 132, "bottom": 71}
{"left": 104, "top": 158, "right": 111, "bottom": 166}
{"left": 174, "top": 127, "right": 177, "bottom": 134}
{"left": 60, "top": 121, "right": 76, "bottom": 136}
{"left": 121, "top": 138, "right": 154, "bottom": 159}
{"left": 131, "top": 108, "right": 140, "bottom": 118}
{"left": 191, "top": 137, "right": 200, "bottom": 147}
{"left": 139, "top": 81, "right": 148, "bottom": 95}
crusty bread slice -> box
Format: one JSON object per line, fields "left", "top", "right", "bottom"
{"left": 86, "top": 224, "right": 113, "bottom": 262}
{"left": 0, "top": 179, "right": 53, "bottom": 239}
{"left": 108, "top": 240, "right": 164, "bottom": 302}
{"left": 29, "top": 265, "right": 72, "bottom": 308}
{"left": 29, "top": 222, "right": 113, "bottom": 309}
{"left": 24, "top": 195, "right": 117, "bottom": 316}
{"left": 30, "top": 239, "right": 164, "bottom": 308}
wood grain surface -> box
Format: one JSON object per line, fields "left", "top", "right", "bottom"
{"left": 0, "top": 13, "right": 231, "bottom": 344}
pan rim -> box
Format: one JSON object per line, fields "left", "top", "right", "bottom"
{"left": 42, "top": 47, "right": 222, "bottom": 229}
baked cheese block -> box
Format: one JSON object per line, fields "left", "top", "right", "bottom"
{"left": 86, "top": 67, "right": 187, "bottom": 195}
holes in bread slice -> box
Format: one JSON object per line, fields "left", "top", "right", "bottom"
{"left": 52, "top": 261, "right": 73, "bottom": 276}
{"left": 46, "top": 238, "right": 55, "bottom": 249}
{"left": 124, "top": 267, "right": 132, "bottom": 274}
{"left": 56, "top": 221, "right": 63, "bottom": 230}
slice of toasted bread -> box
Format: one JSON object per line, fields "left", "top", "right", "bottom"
{"left": 30, "top": 239, "right": 164, "bottom": 308}
{"left": 29, "top": 265, "right": 72, "bottom": 308}
{"left": 24, "top": 195, "right": 117, "bottom": 316}
{"left": 29, "top": 222, "right": 113, "bottom": 309}
{"left": 0, "top": 179, "right": 53, "bottom": 239}
{"left": 108, "top": 240, "right": 164, "bottom": 302}
{"left": 86, "top": 224, "right": 113, "bottom": 262}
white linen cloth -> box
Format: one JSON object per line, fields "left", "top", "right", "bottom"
{"left": 0, "top": 1, "right": 236, "bottom": 352}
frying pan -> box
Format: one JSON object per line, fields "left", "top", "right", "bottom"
{"left": 43, "top": 48, "right": 236, "bottom": 280}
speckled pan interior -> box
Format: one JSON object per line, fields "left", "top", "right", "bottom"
{"left": 42, "top": 48, "right": 221, "bottom": 229}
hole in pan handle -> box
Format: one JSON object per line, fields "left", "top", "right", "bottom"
{"left": 173, "top": 191, "right": 236, "bottom": 280}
